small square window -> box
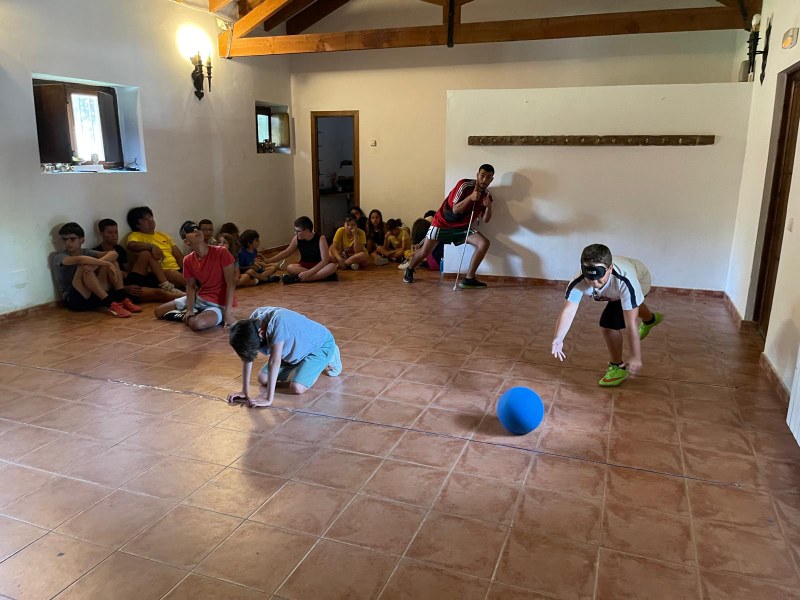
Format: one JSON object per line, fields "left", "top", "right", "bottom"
{"left": 256, "top": 102, "right": 290, "bottom": 154}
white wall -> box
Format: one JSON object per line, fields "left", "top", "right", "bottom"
{"left": 290, "top": 28, "right": 744, "bottom": 232}
{"left": 726, "top": 0, "right": 800, "bottom": 388}
{"left": 0, "top": 0, "right": 293, "bottom": 314}
{"left": 442, "top": 85, "right": 750, "bottom": 288}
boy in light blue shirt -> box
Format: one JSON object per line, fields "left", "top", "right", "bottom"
{"left": 227, "top": 307, "right": 342, "bottom": 407}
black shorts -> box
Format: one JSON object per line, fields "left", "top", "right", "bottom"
{"left": 599, "top": 301, "right": 625, "bottom": 330}
{"left": 63, "top": 286, "right": 105, "bottom": 312}
{"left": 124, "top": 272, "right": 160, "bottom": 288}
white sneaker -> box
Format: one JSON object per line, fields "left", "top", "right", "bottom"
{"left": 373, "top": 256, "right": 389, "bottom": 266}
{"left": 350, "top": 263, "right": 360, "bottom": 271}
{"left": 159, "top": 281, "right": 178, "bottom": 293}
{"left": 397, "top": 261, "right": 410, "bottom": 270}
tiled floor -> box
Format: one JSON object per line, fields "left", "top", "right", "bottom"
{"left": 1, "top": 266, "right": 799, "bottom": 599}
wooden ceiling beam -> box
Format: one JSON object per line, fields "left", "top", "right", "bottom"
{"left": 219, "top": 6, "right": 743, "bottom": 57}
{"left": 286, "top": 0, "right": 351, "bottom": 35}
{"left": 262, "top": 0, "right": 317, "bottom": 31}
{"left": 209, "top": 0, "right": 236, "bottom": 12}
{"left": 233, "top": 0, "right": 299, "bottom": 38}
{"left": 715, "top": 0, "right": 762, "bottom": 25}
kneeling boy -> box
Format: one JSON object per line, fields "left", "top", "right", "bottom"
{"left": 227, "top": 307, "right": 342, "bottom": 408}
{"left": 551, "top": 244, "right": 663, "bottom": 387}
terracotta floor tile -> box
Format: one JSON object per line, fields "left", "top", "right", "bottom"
{"left": 67, "top": 446, "right": 163, "bottom": 488}
{"left": 325, "top": 495, "right": 425, "bottom": 554}
{"left": 162, "top": 573, "right": 270, "bottom": 599}
{"left": 548, "top": 402, "right": 612, "bottom": 433}
{"left": 611, "top": 411, "right": 679, "bottom": 445}
{"left": 330, "top": 373, "right": 390, "bottom": 398}
{"left": 0, "top": 515, "right": 47, "bottom": 562}
{"left": 526, "top": 454, "right": 606, "bottom": 499}
{"left": 406, "top": 512, "right": 507, "bottom": 578}
{"left": 272, "top": 413, "right": 348, "bottom": 444}
{"left": 538, "top": 427, "right": 609, "bottom": 462}
{"left": 0, "top": 394, "right": 67, "bottom": 422}
{"left": 123, "top": 505, "right": 241, "bottom": 569}
{"left": 380, "top": 559, "right": 490, "bottom": 600}
{"left": 0, "top": 532, "right": 112, "bottom": 600}
{"left": 413, "top": 406, "right": 483, "bottom": 437}
{"left": 196, "top": 521, "right": 315, "bottom": 593}
{"left": 250, "top": 480, "right": 352, "bottom": 535}
{"left": 363, "top": 460, "right": 448, "bottom": 507}
{"left": 277, "top": 538, "right": 397, "bottom": 599}
{"left": 74, "top": 411, "right": 158, "bottom": 444}
{"left": 217, "top": 406, "right": 292, "bottom": 435}
{"left": 676, "top": 398, "right": 743, "bottom": 428}
{"left": 693, "top": 519, "right": 797, "bottom": 584}
{"left": 682, "top": 447, "right": 764, "bottom": 489}
{"left": 700, "top": 570, "right": 800, "bottom": 600}
{"left": 1, "top": 477, "right": 111, "bottom": 529}
{"left": 595, "top": 549, "right": 699, "bottom": 600}
{"left": 605, "top": 467, "right": 688, "bottom": 515}
{"left": 613, "top": 390, "right": 676, "bottom": 418}
{"left": 432, "top": 387, "right": 494, "bottom": 413}
{"left": 496, "top": 528, "right": 597, "bottom": 599}
{"left": 398, "top": 364, "right": 457, "bottom": 386}
{"left": 0, "top": 424, "right": 65, "bottom": 460}
{"left": 601, "top": 501, "right": 695, "bottom": 565}
{"left": 233, "top": 438, "right": 319, "bottom": 478}
{"left": 174, "top": 427, "right": 259, "bottom": 466}
{"left": 472, "top": 413, "right": 541, "bottom": 450}
{"left": 54, "top": 551, "right": 185, "bottom": 600}
{"left": 122, "top": 419, "right": 209, "bottom": 454}
{"left": 389, "top": 430, "right": 466, "bottom": 469}
{"left": 515, "top": 487, "right": 602, "bottom": 543}
{"left": 304, "top": 391, "right": 373, "bottom": 418}
{"left": 184, "top": 467, "right": 284, "bottom": 518}
{"left": 554, "top": 382, "right": 614, "bottom": 410}
{"left": 29, "top": 402, "right": 109, "bottom": 433}
{"left": 435, "top": 472, "right": 520, "bottom": 525}
{"left": 688, "top": 480, "right": 780, "bottom": 531}
{"left": 0, "top": 463, "right": 56, "bottom": 507}
{"left": 380, "top": 380, "right": 442, "bottom": 406}
{"left": 293, "top": 448, "right": 382, "bottom": 491}
{"left": 57, "top": 490, "right": 174, "bottom": 549}
{"left": 679, "top": 421, "right": 753, "bottom": 456}
{"left": 168, "top": 398, "right": 242, "bottom": 426}
{"left": 122, "top": 456, "right": 223, "bottom": 501}
{"left": 748, "top": 430, "right": 800, "bottom": 462}
{"left": 772, "top": 490, "right": 800, "bottom": 539}
{"left": 358, "top": 399, "right": 424, "bottom": 427}
{"left": 328, "top": 421, "right": 405, "bottom": 456}
{"left": 17, "top": 436, "right": 111, "bottom": 474}
{"left": 608, "top": 436, "right": 683, "bottom": 475}
{"left": 455, "top": 442, "right": 531, "bottom": 483}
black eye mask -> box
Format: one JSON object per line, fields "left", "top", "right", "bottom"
{"left": 581, "top": 264, "right": 607, "bottom": 281}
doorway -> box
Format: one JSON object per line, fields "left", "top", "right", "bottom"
{"left": 311, "top": 111, "right": 359, "bottom": 242}
{"left": 753, "top": 66, "right": 800, "bottom": 338}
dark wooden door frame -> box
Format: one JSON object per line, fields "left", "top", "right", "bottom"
{"left": 751, "top": 61, "right": 800, "bottom": 338}
{"left": 310, "top": 111, "right": 360, "bottom": 232}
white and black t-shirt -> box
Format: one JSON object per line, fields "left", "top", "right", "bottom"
{"left": 565, "top": 256, "right": 651, "bottom": 310}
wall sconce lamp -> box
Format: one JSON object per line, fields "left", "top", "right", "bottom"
{"left": 745, "top": 13, "right": 771, "bottom": 84}
{"left": 191, "top": 52, "right": 212, "bottom": 100}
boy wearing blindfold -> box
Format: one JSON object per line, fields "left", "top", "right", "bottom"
{"left": 551, "top": 244, "right": 663, "bottom": 386}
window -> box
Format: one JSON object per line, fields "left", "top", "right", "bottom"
{"left": 33, "top": 79, "right": 123, "bottom": 168}
{"left": 255, "top": 102, "right": 290, "bottom": 154}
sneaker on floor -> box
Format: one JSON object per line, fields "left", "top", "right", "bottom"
{"left": 120, "top": 297, "right": 142, "bottom": 313}
{"left": 403, "top": 267, "right": 414, "bottom": 284}
{"left": 638, "top": 312, "right": 664, "bottom": 340}
{"left": 397, "top": 260, "right": 410, "bottom": 270}
{"left": 350, "top": 263, "right": 360, "bottom": 271}
{"left": 373, "top": 256, "right": 389, "bottom": 266}
{"left": 459, "top": 277, "right": 488, "bottom": 289}
{"left": 159, "top": 281, "right": 178, "bottom": 293}
{"left": 599, "top": 363, "right": 628, "bottom": 387}
{"left": 266, "top": 275, "right": 281, "bottom": 283}
{"left": 162, "top": 309, "right": 186, "bottom": 322}
{"left": 282, "top": 273, "right": 299, "bottom": 284}
{"left": 106, "top": 302, "right": 132, "bottom": 318}
{"left": 326, "top": 344, "right": 342, "bottom": 377}
{"left": 325, "top": 272, "right": 339, "bottom": 282}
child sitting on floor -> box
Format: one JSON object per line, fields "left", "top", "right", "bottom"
{"left": 238, "top": 230, "right": 280, "bottom": 284}
{"left": 262, "top": 216, "right": 339, "bottom": 284}
{"left": 219, "top": 233, "right": 258, "bottom": 287}
{"left": 382, "top": 219, "right": 410, "bottom": 263}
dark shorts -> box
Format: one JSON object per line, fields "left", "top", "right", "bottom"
{"left": 298, "top": 261, "right": 317, "bottom": 269}
{"left": 124, "top": 272, "right": 160, "bottom": 289}
{"left": 425, "top": 225, "right": 471, "bottom": 246}
{"left": 63, "top": 286, "right": 105, "bottom": 312}
{"left": 599, "top": 297, "right": 648, "bottom": 330}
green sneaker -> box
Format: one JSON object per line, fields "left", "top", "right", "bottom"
{"left": 599, "top": 363, "right": 628, "bottom": 387}
{"left": 638, "top": 312, "right": 664, "bottom": 340}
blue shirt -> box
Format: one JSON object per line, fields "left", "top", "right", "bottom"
{"left": 238, "top": 247, "right": 258, "bottom": 268}
{"left": 250, "top": 307, "right": 333, "bottom": 364}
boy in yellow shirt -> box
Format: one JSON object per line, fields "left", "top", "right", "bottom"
{"left": 329, "top": 215, "right": 369, "bottom": 270}
{"left": 125, "top": 206, "right": 186, "bottom": 289}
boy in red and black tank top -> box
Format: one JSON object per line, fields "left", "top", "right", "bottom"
{"left": 403, "top": 164, "right": 495, "bottom": 288}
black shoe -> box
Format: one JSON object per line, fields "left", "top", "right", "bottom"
{"left": 162, "top": 309, "right": 186, "bottom": 322}
{"left": 266, "top": 275, "right": 281, "bottom": 283}
{"left": 458, "top": 277, "right": 488, "bottom": 289}
{"left": 282, "top": 274, "right": 299, "bottom": 284}
{"left": 403, "top": 268, "right": 414, "bottom": 284}
{"left": 325, "top": 272, "right": 339, "bottom": 282}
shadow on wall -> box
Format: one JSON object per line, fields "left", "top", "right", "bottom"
{"left": 482, "top": 169, "right": 598, "bottom": 277}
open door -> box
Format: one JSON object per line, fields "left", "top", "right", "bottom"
{"left": 311, "top": 111, "right": 359, "bottom": 241}
{"left": 753, "top": 67, "right": 800, "bottom": 338}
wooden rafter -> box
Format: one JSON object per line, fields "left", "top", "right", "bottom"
{"left": 233, "top": 0, "right": 298, "bottom": 38}
{"left": 262, "top": 0, "right": 316, "bottom": 31}
{"left": 219, "top": 6, "right": 743, "bottom": 57}
{"left": 715, "top": 0, "right": 762, "bottom": 25}
{"left": 286, "top": 0, "right": 351, "bottom": 35}
{"left": 209, "top": 0, "right": 236, "bottom": 12}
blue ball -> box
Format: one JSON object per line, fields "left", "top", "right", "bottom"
{"left": 497, "top": 387, "right": 545, "bottom": 435}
